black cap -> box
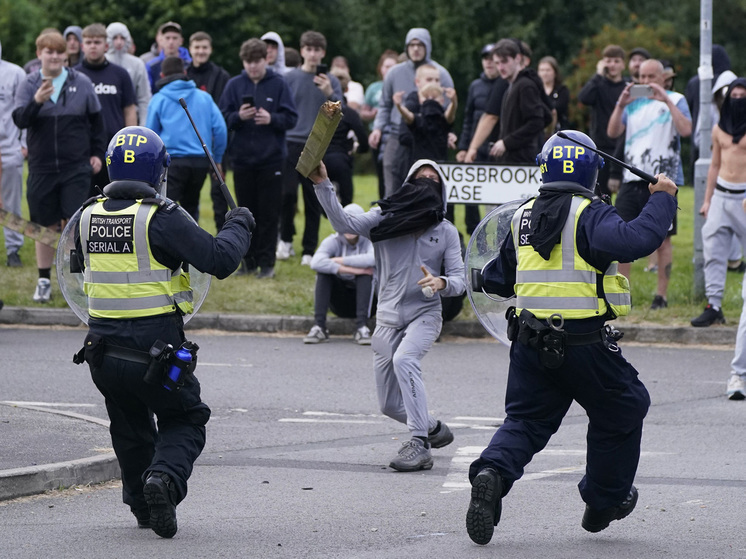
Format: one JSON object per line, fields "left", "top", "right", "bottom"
{"left": 628, "top": 47, "right": 651, "bottom": 60}
{"left": 481, "top": 43, "right": 495, "bottom": 57}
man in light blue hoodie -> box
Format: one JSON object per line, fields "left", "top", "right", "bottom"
{"left": 370, "top": 28, "right": 454, "bottom": 197}
{"left": 146, "top": 56, "right": 226, "bottom": 222}
{"left": 0, "top": 39, "right": 27, "bottom": 267}
{"left": 310, "top": 158, "right": 465, "bottom": 472}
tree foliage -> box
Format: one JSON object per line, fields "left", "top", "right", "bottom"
{"left": 2, "top": 0, "right": 744, "bottom": 131}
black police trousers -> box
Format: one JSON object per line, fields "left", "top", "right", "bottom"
{"left": 469, "top": 334, "right": 650, "bottom": 511}
{"left": 90, "top": 355, "right": 211, "bottom": 514}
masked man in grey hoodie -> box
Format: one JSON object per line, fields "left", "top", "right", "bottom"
{"left": 310, "top": 158, "right": 465, "bottom": 472}
{"left": 106, "top": 22, "right": 151, "bottom": 125}
{"left": 369, "top": 28, "right": 454, "bottom": 197}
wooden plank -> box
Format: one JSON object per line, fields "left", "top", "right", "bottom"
{"left": 0, "top": 208, "right": 60, "bottom": 249}
{"left": 295, "top": 101, "right": 343, "bottom": 177}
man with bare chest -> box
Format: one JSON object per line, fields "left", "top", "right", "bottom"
{"left": 691, "top": 79, "right": 746, "bottom": 398}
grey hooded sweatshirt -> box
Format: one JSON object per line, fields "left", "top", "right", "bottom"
{"left": 105, "top": 22, "right": 152, "bottom": 125}
{"left": 314, "top": 159, "right": 465, "bottom": 328}
{"left": 372, "top": 28, "right": 454, "bottom": 137}
{"left": 261, "top": 31, "right": 290, "bottom": 75}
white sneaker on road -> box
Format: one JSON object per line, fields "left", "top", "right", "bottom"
{"left": 727, "top": 374, "right": 745, "bottom": 400}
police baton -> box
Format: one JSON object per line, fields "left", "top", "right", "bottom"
{"left": 557, "top": 131, "right": 658, "bottom": 185}
{"left": 179, "top": 97, "right": 236, "bottom": 209}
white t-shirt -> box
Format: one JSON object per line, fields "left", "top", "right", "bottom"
{"left": 345, "top": 80, "right": 365, "bottom": 107}
{"left": 622, "top": 91, "right": 691, "bottom": 185}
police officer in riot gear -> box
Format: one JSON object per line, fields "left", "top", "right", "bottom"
{"left": 465, "top": 131, "right": 678, "bottom": 544}
{"left": 72, "top": 126, "right": 253, "bottom": 538}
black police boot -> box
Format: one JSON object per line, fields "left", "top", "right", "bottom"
{"left": 132, "top": 508, "right": 150, "bottom": 528}
{"left": 581, "top": 486, "right": 638, "bottom": 533}
{"left": 143, "top": 472, "right": 178, "bottom": 538}
{"left": 466, "top": 467, "right": 503, "bottom": 545}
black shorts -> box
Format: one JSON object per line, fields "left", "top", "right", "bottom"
{"left": 615, "top": 180, "right": 677, "bottom": 236}
{"left": 27, "top": 163, "right": 92, "bottom": 226}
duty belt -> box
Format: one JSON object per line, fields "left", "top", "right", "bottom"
{"left": 102, "top": 344, "right": 151, "bottom": 364}
{"left": 716, "top": 184, "right": 746, "bottom": 195}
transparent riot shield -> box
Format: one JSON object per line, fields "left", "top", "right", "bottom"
{"left": 464, "top": 199, "right": 525, "bottom": 346}
{"left": 56, "top": 203, "right": 211, "bottom": 326}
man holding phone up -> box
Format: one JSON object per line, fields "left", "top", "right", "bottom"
{"left": 608, "top": 58, "right": 692, "bottom": 309}
{"left": 219, "top": 38, "right": 297, "bottom": 278}
{"left": 278, "top": 30, "right": 344, "bottom": 266}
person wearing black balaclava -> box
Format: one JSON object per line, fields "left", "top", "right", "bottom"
{"left": 310, "top": 158, "right": 465, "bottom": 472}
{"left": 693, "top": 79, "right": 746, "bottom": 400}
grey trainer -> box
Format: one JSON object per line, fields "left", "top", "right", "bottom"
{"left": 303, "top": 325, "right": 329, "bottom": 344}
{"left": 428, "top": 421, "right": 454, "bottom": 449}
{"left": 389, "top": 438, "right": 433, "bottom": 472}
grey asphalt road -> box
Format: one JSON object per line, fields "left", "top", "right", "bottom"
{"left": 1, "top": 326, "right": 744, "bottom": 559}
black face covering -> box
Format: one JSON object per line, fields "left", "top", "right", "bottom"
{"left": 369, "top": 175, "right": 444, "bottom": 242}
{"left": 719, "top": 78, "right": 746, "bottom": 144}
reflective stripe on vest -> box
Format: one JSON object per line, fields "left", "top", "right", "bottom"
{"left": 511, "top": 196, "right": 630, "bottom": 319}
{"left": 80, "top": 199, "right": 193, "bottom": 319}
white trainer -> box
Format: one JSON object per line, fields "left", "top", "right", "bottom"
{"left": 32, "top": 278, "right": 51, "bottom": 303}
{"left": 353, "top": 325, "right": 371, "bottom": 345}
{"left": 276, "top": 241, "right": 292, "bottom": 260}
{"left": 726, "top": 374, "right": 745, "bottom": 400}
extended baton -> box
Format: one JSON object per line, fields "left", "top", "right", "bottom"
{"left": 178, "top": 97, "right": 236, "bottom": 209}
{"left": 557, "top": 131, "right": 658, "bottom": 185}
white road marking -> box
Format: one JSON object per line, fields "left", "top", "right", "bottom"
{"left": 441, "top": 446, "right": 673, "bottom": 492}
{"left": 199, "top": 362, "right": 254, "bottom": 367}
{"left": 454, "top": 416, "right": 505, "bottom": 423}
{"left": 278, "top": 418, "right": 381, "bottom": 424}
{"left": 1, "top": 401, "right": 96, "bottom": 407}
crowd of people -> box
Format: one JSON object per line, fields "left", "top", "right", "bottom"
{"left": 1, "top": 20, "right": 745, "bottom": 544}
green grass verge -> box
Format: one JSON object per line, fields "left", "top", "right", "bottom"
{"left": 1, "top": 168, "right": 742, "bottom": 326}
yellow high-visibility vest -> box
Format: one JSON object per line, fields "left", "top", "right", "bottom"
{"left": 80, "top": 199, "right": 194, "bottom": 319}
{"left": 511, "top": 196, "right": 630, "bottom": 320}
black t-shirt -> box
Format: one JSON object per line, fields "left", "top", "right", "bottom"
{"left": 484, "top": 78, "right": 510, "bottom": 117}
{"left": 76, "top": 59, "right": 136, "bottom": 141}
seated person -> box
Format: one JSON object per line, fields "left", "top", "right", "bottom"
{"left": 303, "top": 203, "right": 375, "bottom": 345}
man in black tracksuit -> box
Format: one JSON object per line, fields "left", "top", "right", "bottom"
{"left": 219, "top": 38, "right": 297, "bottom": 278}
{"left": 489, "top": 39, "right": 547, "bottom": 164}
{"left": 457, "top": 43, "right": 503, "bottom": 234}
{"left": 12, "top": 31, "right": 107, "bottom": 304}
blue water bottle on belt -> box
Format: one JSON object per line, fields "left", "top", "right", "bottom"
{"left": 165, "top": 347, "right": 192, "bottom": 391}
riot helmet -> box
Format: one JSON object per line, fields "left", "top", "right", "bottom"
{"left": 106, "top": 126, "right": 170, "bottom": 193}
{"left": 536, "top": 130, "right": 603, "bottom": 191}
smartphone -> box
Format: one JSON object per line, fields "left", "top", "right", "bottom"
{"left": 315, "top": 63, "right": 328, "bottom": 76}
{"left": 629, "top": 84, "right": 653, "bottom": 99}
{"left": 241, "top": 95, "right": 254, "bottom": 107}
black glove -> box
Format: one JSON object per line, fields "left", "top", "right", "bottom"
{"left": 225, "top": 207, "right": 255, "bottom": 232}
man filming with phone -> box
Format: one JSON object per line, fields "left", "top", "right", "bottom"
{"left": 278, "top": 30, "right": 343, "bottom": 266}
{"left": 219, "top": 38, "right": 297, "bottom": 278}
{"left": 608, "top": 58, "right": 692, "bottom": 310}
